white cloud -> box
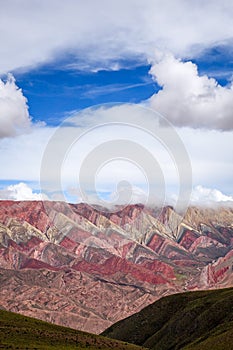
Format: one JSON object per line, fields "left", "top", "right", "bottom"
{"left": 149, "top": 53, "right": 233, "bottom": 130}
{"left": 0, "top": 74, "right": 31, "bottom": 138}
{"left": 0, "top": 126, "right": 53, "bottom": 181}
{"left": 191, "top": 185, "right": 233, "bottom": 205}
{"left": 0, "top": 104, "right": 232, "bottom": 206}
{"left": 0, "top": 182, "right": 47, "bottom": 201}
{"left": 0, "top": 1, "right": 233, "bottom": 73}
{"left": 38, "top": 105, "right": 233, "bottom": 206}
{"left": 176, "top": 127, "right": 233, "bottom": 195}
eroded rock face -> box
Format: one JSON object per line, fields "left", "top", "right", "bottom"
{"left": 0, "top": 200, "right": 232, "bottom": 333}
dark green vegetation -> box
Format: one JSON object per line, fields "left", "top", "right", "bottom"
{"left": 0, "top": 309, "right": 146, "bottom": 350}
{"left": 103, "top": 287, "right": 233, "bottom": 350}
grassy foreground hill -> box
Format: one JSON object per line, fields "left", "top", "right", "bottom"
{"left": 0, "top": 309, "right": 146, "bottom": 350}
{"left": 102, "top": 287, "right": 233, "bottom": 350}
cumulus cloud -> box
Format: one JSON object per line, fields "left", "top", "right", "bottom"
{"left": 148, "top": 53, "right": 233, "bottom": 130}
{"left": 0, "top": 1, "right": 233, "bottom": 73}
{"left": 0, "top": 182, "right": 47, "bottom": 201}
{"left": 191, "top": 185, "right": 233, "bottom": 205}
{"left": 0, "top": 74, "right": 31, "bottom": 138}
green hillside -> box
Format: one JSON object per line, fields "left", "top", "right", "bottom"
{"left": 102, "top": 287, "right": 233, "bottom": 350}
{"left": 0, "top": 309, "right": 146, "bottom": 350}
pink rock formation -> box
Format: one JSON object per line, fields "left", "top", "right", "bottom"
{"left": 0, "top": 200, "right": 232, "bottom": 333}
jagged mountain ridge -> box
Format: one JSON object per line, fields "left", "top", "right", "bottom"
{"left": 0, "top": 200, "right": 232, "bottom": 333}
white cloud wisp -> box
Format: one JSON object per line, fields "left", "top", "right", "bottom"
{"left": 0, "top": 182, "right": 47, "bottom": 201}
{"left": 191, "top": 185, "right": 233, "bottom": 206}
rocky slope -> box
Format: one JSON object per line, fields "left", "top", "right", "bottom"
{"left": 0, "top": 200, "right": 232, "bottom": 333}
{"left": 103, "top": 287, "right": 233, "bottom": 350}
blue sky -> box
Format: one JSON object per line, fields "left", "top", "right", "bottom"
{"left": 0, "top": 0, "right": 232, "bottom": 206}
{"left": 14, "top": 62, "right": 158, "bottom": 125}
{"left": 10, "top": 44, "right": 233, "bottom": 126}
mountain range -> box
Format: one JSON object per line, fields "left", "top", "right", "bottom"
{"left": 0, "top": 200, "right": 232, "bottom": 333}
